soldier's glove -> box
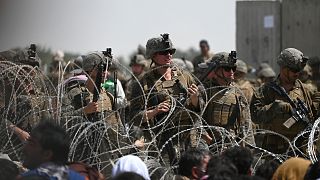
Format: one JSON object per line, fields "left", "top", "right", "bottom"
{"left": 271, "top": 100, "right": 292, "bottom": 114}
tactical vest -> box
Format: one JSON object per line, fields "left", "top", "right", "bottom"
{"left": 203, "top": 81, "right": 249, "bottom": 134}
{"left": 69, "top": 84, "right": 119, "bottom": 127}
{"left": 143, "top": 67, "right": 188, "bottom": 108}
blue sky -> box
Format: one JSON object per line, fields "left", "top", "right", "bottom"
{"left": 0, "top": 0, "right": 236, "bottom": 58}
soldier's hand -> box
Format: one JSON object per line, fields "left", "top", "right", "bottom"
{"left": 83, "top": 102, "right": 98, "bottom": 115}
{"left": 271, "top": 100, "right": 292, "bottom": 114}
{"left": 155, "top": 101, "right": 170, "bottom": 114}
{"left": 188, "top": 84, "right": 199, "bottom": 107}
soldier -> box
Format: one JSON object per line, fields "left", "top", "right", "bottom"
{"left": 235, "top": 59, "right": 255, "bottom": 104}
{"left": 199, "top": 52, "right": 255, "bottom": 147}
{"left": 299, "top": 64, "right": 317, "bottom": 93}
{"left": 251, "top": 48, "right": 319, "bottom": 154}
{"left": 61, "top": 51, "right": 122, "bottom": 175}
{"left": 0, "top": 45, "right": 53, "bottom": 160}
{"left": 193, "top": 40, "right": 214, "bottom": 78}
{"left": 256, "top": 63, "right": 276, "bottom": 86}
{"left": 125, "top": 54, "right": 148, "bottom": 101}
{"left": 130, "top": 33, "right": 201, "bottom": 165}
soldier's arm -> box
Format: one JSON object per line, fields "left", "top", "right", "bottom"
{"left": 250, "top": 86, "right": 274, "bottom": 124}
{"left": 60, "top": 88, "right": 86, "bottom": 117}
{"left": 184, "top": 71, "right": 202, "bottom": 112}
{"left": 128, "top": 81, "right": 148, "bottom": 126}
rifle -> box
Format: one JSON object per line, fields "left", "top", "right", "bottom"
{"left": 113, "top": 71, "right": 117, "bottom": 110}
{"left": 92, "top": 62, "right": 104, "bottom": 102}
{"left": 269, "top": 82, "right": 312, "bottom": 128}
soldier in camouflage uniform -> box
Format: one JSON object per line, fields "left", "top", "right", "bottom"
{"left": 125, "top": 54, "right": 148, "bottom": 101}
{"left": 199, "top": 52, "right": 255, "bottom": 147}
{"left": 235, "top": 59, "right": 255, "bottom": 104}
{"left": 61, "top": 51, "right": 122, "bottom": 176}
{"left": 299, "top": 64, "right": 317, "bottom": 93}
{"left": 0, "top": 46, "right": 52, "bottom": 160}
{"left": 251, "top": 48, "right": 320, "bottom": 154}
{"left": 130, "top": 33, "right": 201, "bottom": 165}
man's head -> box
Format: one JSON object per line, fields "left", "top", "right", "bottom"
{"left": 82, "top": 52, "right": 111, "bottom": 81}
{"left": 199, "top": 40, "right": 210, "bottom": 55}
{"left": 277, "top": 48, "right": 308, "bottom": 84}
{"left": 130, "top": 54, "right": 147, "bottom": 75}
{"left": 222, "top": 146, "right": 253, "bottom": 175}
{"left": 23, "top": 120, "right": 70, "bottom": 169}
{"left": 146, "top": 33, "right": 176, "bottom": 66}
{"left": 235, "top": 59, "right": 248, "bottom": 80}
{"left": 199, "top": 51, "right": 237, "bottom": 85}
{"left": 178, "top": 148, "right": 211, "bottom": 179}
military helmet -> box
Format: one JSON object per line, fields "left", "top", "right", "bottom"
{"left": 236, "top": 59, "right": 248, "bottom": 73}
{"left": 172, "top": 58, "right": 194, "bottom": 72}
{"left": 277, "top": 48, "right": 308, "bottom": 71}
{"left": 199, "top": 51, "right": 237, "bottom": 69}
{"left": 82, "top": 51, "right": 109, "bottom": 72}
{"left": 70, "top": 55, "right": 84, "bottom": 74}
{"left": 13, "top": 45, "right": 41, "bottom": 67}
{"left": 130, "top": 54, "right": 147, "bottom": 67}
{"left": 145, "top": 33, "right": 176, "bottom": 59}
{"left": 257, "top": 67, "right": 276, "bottom": 78}
{"left": 0, "top": 50, "right": 16, "bottom": 61}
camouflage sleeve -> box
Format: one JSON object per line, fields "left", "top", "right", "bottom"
{"left": 305, "top": 85, "right": 320, "bottom": 119}
{"left": 61, "top": 88, "right": 85, "bottom": 118}
{"left": 183, "top": 70, "right": 202, "bottom": 112}
{"left": 250, "top": 86, "right": 274, "bottom": 124}
{"left": 128, "top": 81, "right": 147, "bottom": 127}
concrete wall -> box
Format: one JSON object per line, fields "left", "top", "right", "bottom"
{"left": 236, "top": 0, "right": 320, "bottom": 71}
{"left": 282, "top": 0, "right": 320, "bottom": 57}
{"left": 236, "top": 0, "right": 281, "bottom": 70}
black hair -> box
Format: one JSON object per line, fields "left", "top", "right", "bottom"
{"left": 255, "top": 160, "right": 280, "bottom": 180}
{"left": 19, "top": 175, "right": 50, "bottom": 180}
{"left": 31, "top": 120, "right": 70, "bottom": 165}
{"left": 207, "top": 156, "right": 238, "bottom": 180}
{"left": 237, "top": 175, "right": 265, "bottom": 180}
{"left": 112, "top": 172, "right": 145, "bottom": 180}
{"left": 199, "top": 40, "right": 210, "bottom": 49}
{"left": 304, "top": 160, "right": 320, "bottom": 180}
{"left": 0, "top": 158, "right": 19, "bottom": 180}
{"left": 178, "top": 148, "right": 210, "bottom": 177}
{"left": 222, "top": 146, "right": 253, "bottom": 175}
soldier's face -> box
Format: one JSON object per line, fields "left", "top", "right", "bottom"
{"left": 281, "top": 67, "right": 300, "bottom": 84}
{"left": 219, "top": 67, "right": 235, "bottom": 79}
{"left": 131, "top": 64, "right": 144, "bottom": 75}
{"left": 89, "top": 66, "right": 106, "bottom": 81}
{"left": 153, "top": 50, "right": 173, "bottom": 65}
{"left": 200, "top": 44, "right": 209, "bottom": 54}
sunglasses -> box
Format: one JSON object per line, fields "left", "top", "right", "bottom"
{"left": 222, "top": 66, "right": 237, "bottom": 72}
{"left": 157, "top": 49, "right": 175, "bottom": 56}
{"left": 288, "top": 68, "right": 302, "bottom": 73}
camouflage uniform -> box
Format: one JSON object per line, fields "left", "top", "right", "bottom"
{"left": 251, "top": 48, "right": 320, "bottom": 154}
{"left": 130, "top": 34, "right": 202, "bottom": 164}
{"left": 125, "top": 54, "right": 148, "bottom": 101}
{"left": 0, "top": 46, "right": 52, "bottom": 160}
{"left": 61, "top": 52, "right": 122, "bottom": 176}
{"left": 200, "top": 52, "right": 255, "bottom": 146}
{"left": 235, "top": 59, "right": 255, "bottom": 104}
